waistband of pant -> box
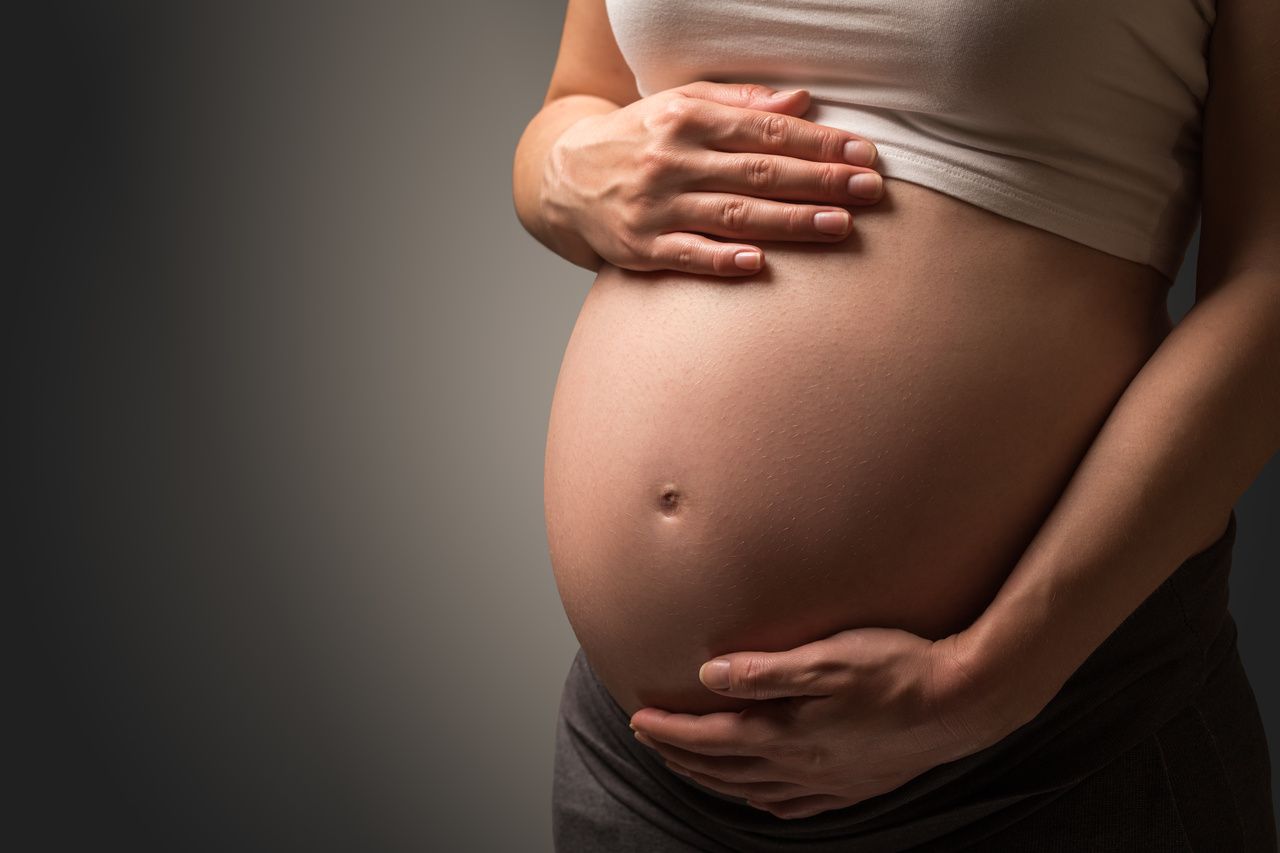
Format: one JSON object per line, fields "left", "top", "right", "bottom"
{"left": 565, "top": 508, "right": 1240, "bottom": 849}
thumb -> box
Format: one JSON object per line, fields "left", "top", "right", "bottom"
{"left": 698, "top": 644, "right": 847, "bottom": 700}
{"left": 669, "top": 81, "right": 810, "bottom": 115}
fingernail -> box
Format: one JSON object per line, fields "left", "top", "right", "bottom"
{"left": 814, "top": 211, "right": 851, "bottom": 235}
{"left": 848, "top": 172, "right": 883, "bottom": 199}
{"left": 699, "top": 659, "right": 732, "bottom": 689}
{"left": 844, "top": 140, "right": 877, "bottom": 166}
{"left": 734, "top": 251, "right": 762, "bottom": 270}
{"left": 773, "top": 88, "right": 805, "bottom": 99}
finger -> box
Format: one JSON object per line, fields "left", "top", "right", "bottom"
{"left": 672, "top": 97, "right": 879, "bottom": 166}
{"left": 679, "top": 149, "right": 884, "bottom": 205}
{"left": 642, "top": 232, "right": 767, "bottom": 276}
{"left": 661, "top": 193, "right": 854, "bottom": 243}
{"left": 666, "top": 81, "right": 813, "bottom": 118}
{"left": 634, "top": 731, "right": 779, "bottom": 783}
{"left": 747, "top": 794, "right": 854, "bottom": 820}
{"left": 629, "top": 706, "right": 782, "bottom": 756}
{"left": 664, "top": 762, "right": 814, "bottom": 804}
{"left": 699, "top": 645, "right": 851, "bottom": 699}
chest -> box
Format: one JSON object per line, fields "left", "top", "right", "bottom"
{"left": 604, "top": 0, "right": 1210, "bottom": 116}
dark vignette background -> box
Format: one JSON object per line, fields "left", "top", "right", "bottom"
{"left": 15, "top": 3, "right": 1276, "bottom": 851}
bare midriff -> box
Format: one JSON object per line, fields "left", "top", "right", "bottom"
{"left": 543, "top": 178, "right": 1175, "bottom": 718}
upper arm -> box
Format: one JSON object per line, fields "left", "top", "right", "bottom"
{"left": 543, "top": 0, "right": 642, "bottom": 108}
{"left": 1195, "top": 0, "right": 1280, "bottom": 298}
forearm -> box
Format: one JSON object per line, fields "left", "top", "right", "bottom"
{"left": 512, "top": 94, "right": 620, "bottom": 271}
{"left": 960, "top": 270, "right": 1280, "bottom": 735}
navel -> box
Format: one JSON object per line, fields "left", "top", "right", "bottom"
{"left": 657, "top": 484, "right": 682, "bottom": 517}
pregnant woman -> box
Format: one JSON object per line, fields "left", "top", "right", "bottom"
{"left": 513, "top": 0, "right": 1279, "bottom": 849}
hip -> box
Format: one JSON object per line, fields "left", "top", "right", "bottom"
{"left": 551, "top": 514, "right": 1275, "bottom": 850}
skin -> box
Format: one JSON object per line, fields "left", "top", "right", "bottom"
{"left": 542, "top": 182, "right": 1169, "bottom": 717}
{"left": 516, "top": 0, "right": 1280, "bottom": 823}
{"left": 512, "top": 0, "right": 889, "bottom": 275}
{"left": 542, "top": 83, "right": 887, "bottom": 276}
{"left": 625, "top": 0, "right": 1280, "bottom": 820}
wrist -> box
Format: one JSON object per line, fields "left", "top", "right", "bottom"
{"left": 930, "top": 627, "right": 1055, "bottom": 751}
{"left": 949, "top": 617, "right": 1066, "bottom": 741}
{"left": 513, "top": 96, "right": 613, "bottom": 271}
{"left": 538, "top": 114, "right": 606, "bottom": 271}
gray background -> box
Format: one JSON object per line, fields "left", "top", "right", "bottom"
{"left": 18, "top": 2, "right": 1276, "bottom": 851}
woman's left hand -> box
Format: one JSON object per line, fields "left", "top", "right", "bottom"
{"left": 628, "top": 627, "right": 1020, "bottom": 820}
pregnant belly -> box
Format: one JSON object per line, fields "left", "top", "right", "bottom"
{"left": 544, "top": 179, "right": 1173, "bottom": 718}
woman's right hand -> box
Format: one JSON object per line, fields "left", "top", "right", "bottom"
{"left": 541, "top": 82, "right": 884, "bottom": 277}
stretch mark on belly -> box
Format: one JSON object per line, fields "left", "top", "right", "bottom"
{"left": 657, "top": 485, "right": 682, "bottom": 517}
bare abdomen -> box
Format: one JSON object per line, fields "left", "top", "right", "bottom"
{"left": 543, "top": 179, "right": 1172, "bottom": 717}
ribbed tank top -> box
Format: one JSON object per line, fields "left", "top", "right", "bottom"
{"left": 604, "top": 0, "right": 1216, "bottom": 282}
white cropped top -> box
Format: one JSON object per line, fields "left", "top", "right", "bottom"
{"left": 604, "top": 0, "right": 1216, "bottom": 282}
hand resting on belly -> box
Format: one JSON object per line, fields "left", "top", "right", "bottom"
{"left": 537, "top": 81, "right": 1172, "bottom": 822}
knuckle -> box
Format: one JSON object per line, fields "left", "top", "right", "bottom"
{"left": 815, "top": 163, "right": 841, "bottom": 197}
{"left": 717, "top": 197, "right": 750, "bottom": 233}
{"left": 620, "top": 223, "right": 657, "bottom": 264}
{"left": 785, "top": 203, "right": 808, "bottom": 234}
{"left": 628, "top": 190, "right": 661, "bottom": 227}
{"left": 744, "top": 155, "right": 776, "bottom": 191}
{"left": 814, "top": 127, "right": 843, "bottom": 161}
{"left": 738, "top": 82, "right": 770, "bottom": 102}
{"left": 809, "top": 653, "right": 846, "bottom": 683}
{"left": 616, "top": 196, "right": 641, "bottom": 231}
{"left": 626, "top": 243, "right": 656, "bottom": 270}
{"left": 616, "top": 201, "right": 650, "bottom": 242}
{"left": 738, "top": 654, "right": 764, "bottom": 696}
{"left": 656, "top": 95, "right": 696, "bottom": 130}
{"left": 675, "top": 240, "right": 696, "bottom": 270}
{"left": 617, "top": 227, "right": 646, "bottom": 262}
{"left": 636, "top": 144, "right": 673, "bottom": 182}
{"left": 757, "top": 113, "right": 788, "bottom": 146}
{"left": 798, "top": 667, "right": 823, "bottom": 691}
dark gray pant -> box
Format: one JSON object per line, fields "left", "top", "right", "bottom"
{"left": 552, "top": 510, "right": 1277, "bottom": 851}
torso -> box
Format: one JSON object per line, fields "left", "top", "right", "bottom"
{"left": 544, "top": 179, "right": 1174, "bottom": 718}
